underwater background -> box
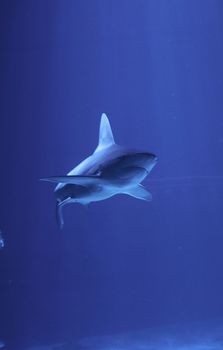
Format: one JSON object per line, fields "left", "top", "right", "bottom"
{"left": 1, "top": 0, "right": 223, "bottom": 349}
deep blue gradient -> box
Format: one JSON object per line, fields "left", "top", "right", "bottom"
{"left": 1, "top": 1, "right": 223, "bottom": 349}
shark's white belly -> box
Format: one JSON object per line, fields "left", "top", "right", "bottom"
{"left": 71, "top": 182, "right": 141, "bottom": 205}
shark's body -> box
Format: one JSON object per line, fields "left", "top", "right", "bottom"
{"left": 41, "top": 114, "right": 157, "bottom": 228}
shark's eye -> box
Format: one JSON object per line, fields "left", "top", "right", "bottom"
{"left": 91, "top": 167, "right": 102, "bottom": 176}
{"left": 92, "top": 170, "right": 100, "bottom": 176}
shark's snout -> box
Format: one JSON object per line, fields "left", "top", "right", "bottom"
{"left": 141, "top": 152, "right": 158, "bottom": 173}
{"left": 136, "top": 152, "right": 157, "bottom": 164}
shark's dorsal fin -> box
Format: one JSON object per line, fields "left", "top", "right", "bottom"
{"left": 94, "top": 113, "right": 115, "bottom": 153}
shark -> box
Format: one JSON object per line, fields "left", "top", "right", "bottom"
{"left": 41, "top": 113, "right": 158, "bottom": 228}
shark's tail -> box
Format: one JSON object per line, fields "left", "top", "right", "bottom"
{"left": 56, "top": 197, "right": 72, "bottom": 229}
{"left": 56, "top": 200, "right": 64, "bottom": 230}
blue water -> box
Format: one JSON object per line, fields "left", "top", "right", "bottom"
{"left": 1, "top": 1, "right": 223, "bottom": 349}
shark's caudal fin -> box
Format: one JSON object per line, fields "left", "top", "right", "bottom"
{"left": 56, "top": 197, "right": 71, "bottom": 229}
{"left": 56, "top": 201, "right": 64, "bottom": 229}
{"left": 94, "top": 113, "right": 115, "bottom": 153}
{"left": 123, "top": 185, "right": 152, "bottom": 201}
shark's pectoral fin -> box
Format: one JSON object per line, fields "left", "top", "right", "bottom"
{"left": 40, "top": 175, "right": 101, "bottom": 186}
{"left": 123, "top": 185, "right": 152, "bottom": 201}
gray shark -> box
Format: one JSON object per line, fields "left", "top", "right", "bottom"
{"left": 41, "top": 113, "right": 158, "bottom": 228}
